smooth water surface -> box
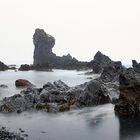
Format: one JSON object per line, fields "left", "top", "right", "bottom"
{"left": 0, "top": 70, "right": 140, "bottom": 140}
{"left": 0, "top": 69, "right": 97, "bottom": 99}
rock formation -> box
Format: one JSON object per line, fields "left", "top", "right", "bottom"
{"left": 33, "top": 28, "right": 55, "bottom": 67}
{"left": 15, "top": 79, "right": 34, "bottom": 87}
{"left": 100, "top": 61, "right": 124, "bottom": 82}
{"left": 89, "top": 51, "right": 123, "bottom": 74}
{"left": 33, "top": 28, "right": 88, "bottom": 70}
{"left": 114, "top": 68, "right": 140, "bottom": 116}
{"left": 132, "top": 60, "right": 140, "bottom": 73}
{"left": 19, "top": 64, "right": 31, "bottom": 71}
{"left": 0, "top": 127, "right": 25, "bottom": 140}
{"left": 0, "top": 79, "right": 111, "bottom": 113}
{"left": 0, "top": 61, "right": 8, "bottom": 71}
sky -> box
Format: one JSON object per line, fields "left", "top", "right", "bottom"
{"left": 0, "top": 0, "right": 140, "bottom": 65}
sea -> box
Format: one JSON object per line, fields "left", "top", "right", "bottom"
{"left": 0, "top": 69, "right": 139, "bottom": 140}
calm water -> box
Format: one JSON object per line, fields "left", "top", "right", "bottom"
{"left": 0, "top": 69, "right": 98, "bottom": 99}
{"left": 0, "top": 70, "right": 140, "bottom": 140}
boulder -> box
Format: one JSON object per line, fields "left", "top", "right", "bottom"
{"left": 15, "top": 79, "right": 33, "bottom": 87}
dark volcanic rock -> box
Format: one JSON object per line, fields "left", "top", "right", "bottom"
{"left": 0, "top": 61, "right": 8, "bottom": 71}
{"left": 33, "top": 28, "right": 88, "bottom": 70}
{"left": 132, "top": 60, "right": 140, "bottom": 73}
{"left": 75, "top": 79, "right": 110, "bottom": 106}
{"left": 101, "top": 61, "right": 124, "bottom": 82}
{"left": 114, "top": 68, "right": 140, "bottom": 116}
{"left": 0, "top": 79, "right": 111, "bottom": 113}
{"left": 15, "top": 79, "right": 33, "bottom": 87}
{"left": 19, "top": 64, "right": 31, "bottom": 71}
{"left": 0, "top": 127, "right": 24, "bottom": 140}
{"left": 89, "top": 51, "right": 124, "bottom": 74}
{"left": 89, "top": 51, "right": 112, "bottom": 73}
{"left": 33, "top": 28, "right": 55, "bottom": 68}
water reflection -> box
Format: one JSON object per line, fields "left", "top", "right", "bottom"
{"left": 118, "top": 116, "right": 140, "bottom": 140}
{"left": 86, "top": 113, "right": 107, "bottom": 128}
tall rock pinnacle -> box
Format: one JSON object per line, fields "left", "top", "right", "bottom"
{"left": 33, "top": 28, "right": 55, "bottom": 66}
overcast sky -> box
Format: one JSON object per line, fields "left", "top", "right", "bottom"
{"left": 0, "top": 0, "right": 140, "bottom": 65}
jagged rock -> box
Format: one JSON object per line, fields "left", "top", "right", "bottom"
{"left": 15, "top": 79, "right": 33, "bottom": 87}
{"left": 75, "top": 79, "right": 110, "bottom": 106}
{"left": 0, "top": 79, "right": 111, "bottom": 113}
{"left": 132, "top": 60, "right": 138, "bottom": 67}
{"left": 0, "top": 126, "right": 25, "bottom": 140}
{"left": 89, "top": 51, "right": 112, "bottom": 73}
{"left": 33, "top": 28, "right": 55, "bottom": 67}
{"left": 89, "top": 51, "right": 124, "bottom": 74}
{"left": 101, "top": 61, "right": 124, "bottom": 82}
{"left": 19, "top": 64, "right": 31, "bottom": 71}
{"left": 132, "top": 60, "right": 140, "bottom": 73}
{"left": 114, "top": 68, "right": 140, "bottom": 116}
{"left": 33, "top": 28, "right": 88, "bottom": 70}
{"left": 0, "top": 61, "right": 8, "bottom": 71}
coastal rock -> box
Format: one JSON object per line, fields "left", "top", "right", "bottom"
{"left": 114, "top": 68, "right": 140, "bottom": 116}
{"left": 89, "top": 51, "right": 124, "bottom": 74}
{"left": 132, "top": 60, "right": 140, "bottom": 73}
{"left": 15, "top": 79, "right": 33, "bottom": 87}
{"left": 0, "top": 79, "right": 111, "bottom": 113}
{"left": 75, "top": 79, "right": 110, "bottom": 106}
{"left": 19, "top": 64, "right": 31, "bottom": 71}
{"left": 0, "top": 126, "right": 25, "bottom": 140}
{"left": 0, "top": 61, "right": 8, "bottom": 71}
{"left": 89, "top": 51, "right": 112, "bottom": 73}
{"left": 0, "top": 84, "right": 8, "bottom": 88}
{"left": 33, "top": 28, "right": 55, "bottom": 67}
{"left": 101, "top": 61, "right": 124, "bottom": 82}
{"left": 33, "top": 28, "right": 88, "bottom": 70}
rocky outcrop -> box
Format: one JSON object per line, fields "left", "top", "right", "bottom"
{"left": 0, "top": 84, "right": 8, "bottom": 88}
{"left": 33, "top": 28, "right": 88, "bottom": 70}
{"left": 89, "top": 51, "right": 112, "bottom": 73}
{"left": 114, "top": 68, "right": 140, "bottom": 116}
{"left": 0, "top": 79, "right": 110, "bottom": 113}
{"left": 19, "top": 64, "right": 31, "bottom": 71}
{"left": 15, "top": 79, "right": 33, "bottom": 87}
{"left": 0, "top": 61, "right": 8, "bottom": 71}
{"left": 33, "top": 28, "right": 55, "bottom": 68}
{"left": 89, "top": 51, "right": 124, "bottom": 74}
{"left": 132, "top": 60, "right": 140, "bottom": 73}
{"left": 0, "top": 127, "right": 25, "bottom": 140}
{"left": 101, "top": 61, "right": 124, "bottom": 82}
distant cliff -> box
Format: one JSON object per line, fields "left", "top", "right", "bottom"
{"left": 33, "top": 28, "right": 88, "bottom": 70}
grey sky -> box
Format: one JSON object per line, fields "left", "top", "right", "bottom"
{"left": 0, "top": 0, "right": 140, "bottom": 65}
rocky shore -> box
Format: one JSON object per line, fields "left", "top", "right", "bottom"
{"left": 0, "top": 55, "right": 123, "bottom": 114}
{"left": 1, "top": 28, "right": 140, "bottom": 119}
{"left": 0, "top": 126, "right": 26, "bottom": 140}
